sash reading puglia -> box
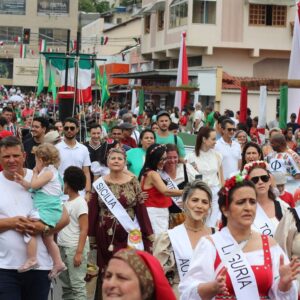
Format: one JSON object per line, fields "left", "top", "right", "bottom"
{"left": 252, "top": 203, "right": 275, "bottom": 237}
{"left": 93, "top": 177, "right": 144, "bottom": 250}
{"left": 158, "top": 170, "right": 182, "bottom": 209}
{"left": 168, "top": 224, "right": 193, "bottom": 281}
{"left": 211, "top": 227, "right": 260, "bottom": 300}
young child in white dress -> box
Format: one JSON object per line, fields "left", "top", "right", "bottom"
{"left": 15, "top": 143, "right": 66, "bottom": 278}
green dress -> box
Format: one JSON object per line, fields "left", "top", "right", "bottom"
{"left": 127, "top": 147, "right": 146, "bottom": 177}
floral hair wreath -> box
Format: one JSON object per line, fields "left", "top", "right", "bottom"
{"left": 243, "top": 160, "right": 268, "bottom": 176}
{"left": 222, "top": 173, "right": 249, "bottom": 208}
{"left": 149, "top": 144, "right": 166, "bottom": 155}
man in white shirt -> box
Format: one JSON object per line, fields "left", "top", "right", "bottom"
{"left": 215, "top": 118, "right": 241, "bottom": 179}
{"left": 56, "top": 117, "right": 91, "bottom": 202}
{"left": 0, "top": 136, "right": 69, "bottom": 300}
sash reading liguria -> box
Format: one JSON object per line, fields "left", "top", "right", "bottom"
{"left": 158, "top": 170, "right": 182, "bottom": 209}
{"left": 211, "top": 227, "right": 260, "bottom": 300}
{"left": 93, "top": 177, "right": 144, "bottom": 250}
{"left": 168, "top": 224, "right": 193, "bottom": 281}
{"left": 252, "top": 203, "right": 275, "bottom": 237}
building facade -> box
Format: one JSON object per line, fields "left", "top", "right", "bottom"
{"left": 0, "top": 0, "right": 78, "bottom": 87}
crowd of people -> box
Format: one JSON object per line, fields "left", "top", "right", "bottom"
{"left": 0, "top": 96, "right": 300, "bottom": 300}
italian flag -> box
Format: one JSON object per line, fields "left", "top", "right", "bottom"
{"left": 20, "top": 44, "right": 26, "bottom": 58}
{"left": 174, "top": 32, "right": 188, "bottom": 111}
{"left": 44, "top": 53, "right": 93, "bottom": 103}
{"left": 39, "top": 39, "right": 47, "bottom": 52}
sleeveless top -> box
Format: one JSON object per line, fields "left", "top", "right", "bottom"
{"left": 141, "top": 172, "right": 172, "bottom": 208}
{"left": 214, "top": 235, "right": 273, "bottom": 299}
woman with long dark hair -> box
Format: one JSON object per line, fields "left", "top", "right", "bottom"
{"left": 241, "top": 141, "right": 264, "bottom": 171}
{"left": 186, "top": 127, "right": 223, "bottom": 227}
{"left": 180, "top": 175, "right": 299, "bottom": 300}
{"left": 139, "top": 143, "right": 183, "bottom": 236}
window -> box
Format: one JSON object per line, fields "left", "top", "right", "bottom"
{"left": 193, "top": 0, "right": 216, "bottom": 24}
{"left": 116, "top": 18, "right": 122, "bottom": 24}
{"left": 0, "top": 0, "right": 25, "bottom": 15}
{"left": 39, "top": 28, "right": 69, "bottom": 45}
{"left": 169, "top": 0, "right": 188, "bottom": 28}
{"left": 144, "top": 15, "right": 151, "bottom": 33}
{"left": 37, "top": 0, "right": 69, "bottom": 15}
{"left": 249, "top": 4, "right": 286, "bottom": 26}
{"left": 0, "top": 26, "right": 22, "bottom": 43}
{"left": 157, "top": 10, "right": 164, "bottom": 31}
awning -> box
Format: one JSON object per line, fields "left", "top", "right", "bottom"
{"left": 150, "top": 0, "right": 166, "bottom": 11}
{"left": 246, "top": 0, "right": 295, "bottom": 6}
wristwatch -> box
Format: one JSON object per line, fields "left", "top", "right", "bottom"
{"left": 43, "top": 225, "right": 50, "bottom": 235}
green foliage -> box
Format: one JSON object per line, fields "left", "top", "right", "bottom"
{"left": 96, "top": 1, "right": 110, "bottom": 13}
{"left": 79, "top": 0, "right": 97, "bottom": 12}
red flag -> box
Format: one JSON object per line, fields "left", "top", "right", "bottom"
{"left": 297, "top": 108, "right": 300, "bottom": 125}
{"left": 174, "top": 32, "right": 189, "bottom": 110}
{"left": 239, "top": 86, "right": 248, "bottom": 123}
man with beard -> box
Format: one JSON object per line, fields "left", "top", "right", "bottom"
{"left": 155, "top": 110, "right": 185, "bottom": 159}
{"left": 266, "top": 133, "right": 300, "bottom": 194}
{"left": 23, "top": 117, "right": 49, "bottom": 169}
{"left": 56, "top": 117, "right": 91, "bottom": 201}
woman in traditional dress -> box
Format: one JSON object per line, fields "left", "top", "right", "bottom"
{"left": 179, "top": 174, "right": 299, "bottom": 300}
{"left": 186, "top": 126, "right": 223, "bottom": 227}
{"left": 103, "top": 248, "right": 176, "bottom": 300}
{"left": 240, "top": 141, "right": 264, "bottom": 171}
{"left": 243, "top": 160, "right": 289, "bottom": 236}
{"left": 126, "top": 129, "right": 156, "bottom": 177}
{"left": 139, "top": 143, "right": 183, "bottom": 236}
{"left": 154, "top": 180, "right": 214, "bottom": 297}
{"left": 88, "top": 148, "right": 154, "bottom": 278}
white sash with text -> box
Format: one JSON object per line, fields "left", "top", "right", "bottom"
{"left": 252, "top": 203, "right": 275, "bottom": 237}
{"left": 158, "top": 170, "right": 182, "bottom": 209}
{"left": 168, "top": 224, "right": 193, "bottom": 281}
{"left": 211, "top": 227, "right": 260, "bottom": 300}
{"left": 93, "top": 177, "right": 144, "bottom": 250}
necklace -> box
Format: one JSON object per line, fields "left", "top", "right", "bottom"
{"left": 238, "top": 231, "right": 252, "bottom": 250}
{"left": 184, "top": 223, "right": 204, "bottom": 233}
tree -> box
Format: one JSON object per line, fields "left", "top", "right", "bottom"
{"left": 79, "top": 0, "right": 97, "bottom": 12}
{"left": 96, "top": 1, "right": 110, "bottom": 13}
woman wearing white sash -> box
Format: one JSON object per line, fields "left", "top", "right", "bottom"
{"left": 186, "top": 127, "right": 223, "bottom": 227}
{"left": 179, "top": 174, "right": 299, "bottom": 300}
{"left": 88, "top": 148, "right": 154, "bottom": 278}
{"left": 163, "top": 143, "right": 197, "bottom": 228}
{"left": 243, "top": 161, "right": 289, "bottom": 236}
{"left": 154, "top": 180, "right": 215, "bottom": 298}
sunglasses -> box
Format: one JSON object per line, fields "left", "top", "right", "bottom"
{"left": 226, "top": 128, "right": 236, "bottom": 132}
{"left": 64, "top": 126, "right": 76, "bottom": 131}
{"left": 250, "top": 175, "right": 269, "bottom": 184}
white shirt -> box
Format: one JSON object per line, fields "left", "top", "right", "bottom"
{"left": 215, "top": 137, "right": 241, "bottom": 179}
{"left": 39, "top": 165, "right": 62, "bottom": 196}
{"left": 56, "top": 140, "right": 91, "bottom": 177}
{"left": 58, "top": 196, "right": 88, "bottom": 248}
{"left": 193, "top": 110, "right": 204, "bottom": 131}
{"left": 186, "top": 149, "right": 222, "bottom": 187}
{"left": 0, "top": 170, "right": 52, "bottom": 270}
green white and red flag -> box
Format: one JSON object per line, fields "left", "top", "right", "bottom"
{"left": 20, "top": 44, "right": 26, "bottom": 58}
{"left": 39, "top": 39, "right": 47, "bottom": 52}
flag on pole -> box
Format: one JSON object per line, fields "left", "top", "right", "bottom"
{"left": 100, "top": 36, "right": 109, "bottom": 45}
{"left": 94, "top": 64, "right": 102, "bottom": 89}
{"left": 257, "top": 86, "right": 267, "bottom": 145}
{"left": 297, "top": 108, "right": 300, "bottom": 126}
{"left": 288, "top": 2, "right": 300, "bottom": 117}
{"left": 174, "top": 32, "right": 189, "bottom": 111}
{"left": 44, "top": 53, "right": 93, "bottom": 103}
{"left": 70, "top": 40, "right": 77, "bottom": 52}
{"left": 239, "top": 86, "right": 248, "bottom": 123}
{"left": 279, "top": 85, "right": 288, "bottom": 130}
{"left": 138, "top": 89, "right": 145, "bottom": 115}
{"left": 20, "top": 44, "right": 26, "bottom": 58}
{"left": 39, "top": 39, "right": 47, "bottom": 52}
{"left": 36, "top": 59, "right": 44, "bottom": 96}
{"left": 48, "top": 62, "right": 57, "bottom": 102}
{"left": 131, "top": 89, "right": 137, "bottom": 113}
{"left": 101, "top": 67, "right": 110, "bottom": 108}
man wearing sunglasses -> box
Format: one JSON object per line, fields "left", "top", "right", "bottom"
{"left": 215, "top": 118, "right": 241, "bottom": 179}
{"left": 56, "top": 117, "right": 91, "bottom": 201}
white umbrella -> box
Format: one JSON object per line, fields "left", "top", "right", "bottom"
{"left": 9, "top": 94, "right": 23, "bottom": 102}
